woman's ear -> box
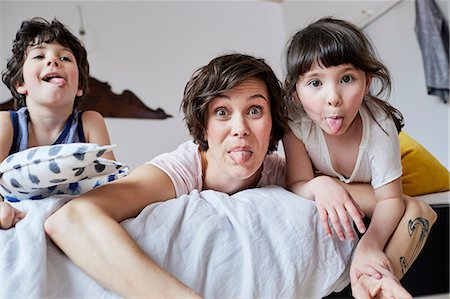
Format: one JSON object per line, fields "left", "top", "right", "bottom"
{"left": 76, "top": 88, "right": 83, "bottom": 97}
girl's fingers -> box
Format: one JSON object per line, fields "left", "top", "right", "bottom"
{"left": 345, "top": 201, "right": 366, "bottom": 234}
{"left": 318, "top": 208, "right": 332, "bottom": 237}
{"left": 327, "top": 208, "right": 345, "bottom": 240}
{"left": 336, "top": 207, "right": 355, "bottom": 240}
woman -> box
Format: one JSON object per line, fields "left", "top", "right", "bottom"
{"left": 44, "top": 53, "right": 288, "bottom": 298}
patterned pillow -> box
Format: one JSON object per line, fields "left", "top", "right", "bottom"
{"left": 0, "top": 143, "right": 129, "bottom": 202}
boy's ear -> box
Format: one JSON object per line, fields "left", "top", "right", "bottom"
{"left": 292, "top": 91, "right": 300, "bottom": 102}
{"left": 15, "top": 82, "right": 27, "bottom": 95}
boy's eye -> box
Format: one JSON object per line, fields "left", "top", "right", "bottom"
{"left": 248, "top": 105, "right": 263, "bottom": 117}
{"left": 59, "top": 56, "right": 72, "bottom": 62}
{"left": 341, "top": 75, "right": 354, "bottom": 83}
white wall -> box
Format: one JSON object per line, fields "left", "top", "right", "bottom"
{"left": 1, "top": 1, "right": 448, "bottom": 169}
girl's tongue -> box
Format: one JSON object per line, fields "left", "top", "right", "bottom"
{"left": 229, "top": 150, "right": 252, "bottom": 164}
{"left": 326, "top": 117, "right": 343, "bottom": 134}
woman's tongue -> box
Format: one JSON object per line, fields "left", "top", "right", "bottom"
{"left": 326, "top": 117, "right": 343, "bottom": 134}
{"left": 229, "top": 150, "right": 252, "bottom": 164}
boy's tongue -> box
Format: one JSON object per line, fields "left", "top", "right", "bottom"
{"left": 48, "top": 77, "right": 66, "bottom": 87}
{"left": 326, "top": 117, "right": 343, "bottom": 134}
{"left": 229, "top": 150, "right": 252, "bottom": 164}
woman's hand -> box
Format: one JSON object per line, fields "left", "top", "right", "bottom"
{"left": 0, "top": 201, "right": 25, "bottom": 229}
{"left": 310, "top": 176, "right": 366, "bottom": 240}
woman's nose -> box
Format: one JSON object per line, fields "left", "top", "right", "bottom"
{"left": 231, "top": 115, "right": 250, "bottom": 137}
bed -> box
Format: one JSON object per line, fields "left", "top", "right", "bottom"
{"left": 0, "top": 142, "right": 448, "bottom": 298}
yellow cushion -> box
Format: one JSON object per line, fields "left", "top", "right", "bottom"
{"left": 400, "top": 131, "right": 449, "bottom": 196}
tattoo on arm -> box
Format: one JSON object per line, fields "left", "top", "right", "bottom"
{"left": 399, "top": 217, "right": 430, "bottom": 274}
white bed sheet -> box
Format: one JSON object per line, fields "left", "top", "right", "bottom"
{"left": 1, "top": 185, "right": 355, "bottom": 298}
{"left": 416, "top": 191, "right": 450, "bottom": 205}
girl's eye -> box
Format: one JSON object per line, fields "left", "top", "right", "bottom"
{"left": 341, "top": 75, "right": 354, "bottom": 84}
{"left": 248, "top": 105, "right": 263, "bottom": 117}
{"left": 32, "top": 55, "right": 44, "bottom": 59}
{"left": 308, "top": 80, "right": 321, "bottom": 88}
{"left": 214, "top": 107, "right": 229, "bottom": 118}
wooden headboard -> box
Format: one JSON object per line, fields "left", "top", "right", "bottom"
{"left": 0, "top": 76, "right": 172, "bottom": 119}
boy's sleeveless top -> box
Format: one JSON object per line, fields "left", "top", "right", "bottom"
{"left": 9, "top": 107, "right": 86, "bottom": 155}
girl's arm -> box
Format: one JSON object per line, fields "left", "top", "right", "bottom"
{"left": 283, "top": 132, "right": 366, "bottom": 239}
{"left": 81, "top": 110, "right": 115, "bottom": 160}
{"left": 350, "top": 178, "right": 405, "bottom": 280}
{"left": 44, "top": 163, "right": 200, "bottom": 298}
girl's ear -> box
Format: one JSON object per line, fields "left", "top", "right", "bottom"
{"left": 15, "top": 82, "right": 27, "bottom": 95}
{"left": 365, "top": 76, "right": 372, "bottom": 94}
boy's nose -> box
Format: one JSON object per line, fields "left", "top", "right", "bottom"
{"left": 47, "top": 58, "right": 59, "bottom": 67}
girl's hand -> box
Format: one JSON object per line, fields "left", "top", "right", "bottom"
{"left": 0, "top": 201, "right": 25, "bottom": 229}
{"left": 350, "top": 239, "right": 392, "bottom": 284}
{"left": 351, "top": 266, "right": 412, "bottom": 299}
{"left": 311, "top": 176, "right": 366, "bottom": 240}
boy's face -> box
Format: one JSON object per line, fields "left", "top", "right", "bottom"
{"left": 15, "top": 41, "right": 82, "bottom": 109}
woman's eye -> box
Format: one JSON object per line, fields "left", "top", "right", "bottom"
{"left": 341, "top": 75, "right": 354, "bottom": 84}
{"left": 248, "top": 105, "right": 262, "bottom": 117}
{"left": 214, "top": 107, "right": 228, "bottom": 118}
{"left": 308, "top": 80, "right": 321, "bottom": 88}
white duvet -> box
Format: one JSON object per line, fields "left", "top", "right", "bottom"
{"left": 1, "top": 185, "right": 355, "bottom": 298}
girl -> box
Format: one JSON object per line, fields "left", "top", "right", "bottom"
{"left": 283, "top": 17, "right": 436, "bottom": 298}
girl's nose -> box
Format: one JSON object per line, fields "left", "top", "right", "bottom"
{"left": 327, "top": 87, "right": 341, "bottom": 106}
{"left": 231, "top": 115, "right": 250, "bottom": 137}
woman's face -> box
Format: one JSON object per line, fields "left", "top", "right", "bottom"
{"left": 204, "top": 77, "right": 272, "bottom": 192}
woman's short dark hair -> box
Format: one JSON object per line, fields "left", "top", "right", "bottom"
{"left": 181, "top": 53, "right": 288, "bottom": 152}
{"left": 1, "top": 17, "right": 89, "bottom": 109}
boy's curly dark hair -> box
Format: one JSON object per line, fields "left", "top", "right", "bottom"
{"left": 1, "top": 17, "right": 89, "bottom": 109}
{"left": 181, "top": 53, "right": 289, "bottom": 153}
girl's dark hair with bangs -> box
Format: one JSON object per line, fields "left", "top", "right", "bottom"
{"left": 284, "top": 17, "right": 403, "bottom": 133}
{"left": 1, "top": 17, "right": 89, "bottom": 109}
{"left": 181, "top": 53, "right": 289, "bottom": 152}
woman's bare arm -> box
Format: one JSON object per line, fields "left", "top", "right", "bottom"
{"left": 44, "top": 164, "right": 200, "bottom": 298}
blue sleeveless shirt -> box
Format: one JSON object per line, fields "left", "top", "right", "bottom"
{"left": 9, "top": 107, "right": 86, "bottom": 155}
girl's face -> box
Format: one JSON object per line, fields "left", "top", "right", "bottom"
{"left": 16, "top": 41, "right": 82, "bottom": 110}
{"left": 204, "top": 77, "right": 272, "bottom": 191}
{"left": 295, "top": 62, "right": 369, "bottom": 136}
